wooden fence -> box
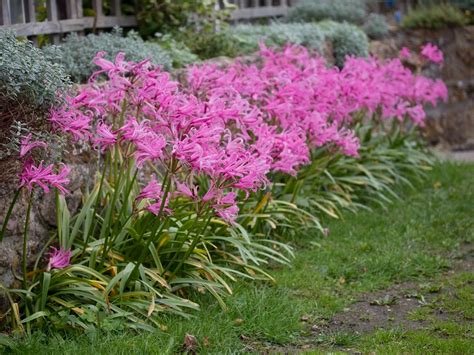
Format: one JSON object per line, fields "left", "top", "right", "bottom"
{"left": 228, "top": 0, "right": 295, "bottom": 21}
{"left": 0, "top": 0, "right": 137, "bottom": 43}
{"left": 0, "top": 0, "right": 298, "bottom": 42}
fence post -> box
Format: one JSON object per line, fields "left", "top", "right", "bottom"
{"left": 46, "top": 0, "right": 60, "bottom": 43}
{"left": 111, "top": 0, "right": 122, "bottom": 16}
{"left": 1, "top": 0, "right": 11, "bottom": 25}
{"left": 92, "top": 0, "right": 103, "bottom": 17}
{"left": 66, "top": 0, "right": 78, "bottom": 19}
{"left": 25, "top": 0, "right": 36, "bottom": 22}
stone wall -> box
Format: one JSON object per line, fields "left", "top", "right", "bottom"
{"left": 0, "top": 145, "right": 94, "bottom": 298}
{"left": 370, "top": 26, "right": 474, "bottom": 150}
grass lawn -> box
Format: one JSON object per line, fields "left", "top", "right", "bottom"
{"left": 4, "top": 161, "right": 473, "bottom": 354}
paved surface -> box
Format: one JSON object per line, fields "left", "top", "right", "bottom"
{"left": 435, "top": 150, "right": 474, "bottom": 162}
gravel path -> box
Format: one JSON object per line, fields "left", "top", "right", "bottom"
{"left": 435, "top": 150, "right": 474, "bottom": 162}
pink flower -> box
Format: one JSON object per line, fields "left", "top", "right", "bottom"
{"left": 421, "top": 43, "right": 444, "bottom": 64}
{"left": 136, "top": 179, "right": 171, "bottom": 215}
{"left": 50, "top": 107, "right": 91, "bottom": 141}
{"left": 399, "top": 47, "right": 411, "bottom": 59}
{"left": 134, "top": 133, "right": 167, "bottom": 167}
{"left": 19, "top": 134, "right": 47, "bottom": 158}
{"left": 120, "top": 118, "right": 150, "bottom": 143}
{"left": 47, "top": 247, "right": 72, "bottom": 271}
{"left": 19, "top": 160, "right": 70, "bottom": 194}
{"left": 93, "top": 122, "right": 117, "bottom": 150}
{"left": 175, "top": 181, "right": 195, "bottom": 199}
{"left": 213, "top": 192, "right": 239, "bottom": 224}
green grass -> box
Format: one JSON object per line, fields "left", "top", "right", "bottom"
{"left": 3, "top": 161, "right": 474, "bottom": 354}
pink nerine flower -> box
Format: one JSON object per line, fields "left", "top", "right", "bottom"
{"left": 421, "top": 43, "right": 444, "bottom": 64}
{"left": 399, "top": 47, "right": 411, "bottom": 59}
{"left": 213, "top": 192, "right": 239, "bottom": 224}
{"left": 93, "top": 122, "right": 117, "bottom": 150}
{"left": 47, "top": 247, "right": 72, "bottom": 271}
{"left": 20, "top": 134, "right": 47, "bottom": 158}
{"left": 136, "top": 178, "right": 171, "bottom": 215}
{"left": 19, "top": 160, "right": 70, "bottom": 194}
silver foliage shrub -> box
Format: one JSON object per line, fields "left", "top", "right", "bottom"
{"left": 228, "top": 22, "right": 327, "bottom": 54}
{"left": 43, "top": 28, "right": 173, "bottom": 83}
{"left": 364, "top": 13, "right": 389, "bottom": 39}
{"left": 326, "top": 22, "right": 369, "bottom": 67}
{"left": 0, "top": 30, "right": 69, "bottom": 110}
{"left": 227, "top": 21, "right": 368, "bottom": 67}
{"left": 287, "top": 0, "right": 368, "bottom": 25}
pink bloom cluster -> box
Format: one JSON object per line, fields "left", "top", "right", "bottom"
{"left": 48, "top": 44, "right": 447, "bottom": 224}
{"left": 186, "top": 44, "right": 448, "bottom": 153}
{"left": 50, "top": 52, "right": 273, "bottom": 223}
{"left": 17, "top": 134, "right": 70, "bottom": 194}
{"left": 421, "top": 43, "right": 444, "bottom": 64}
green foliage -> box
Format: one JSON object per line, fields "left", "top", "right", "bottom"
{"left": 180, "top": 30, "right": 241, "bottom": 60}
{"left": 324, "top": 22, "right": 369, "bottom": 67}
{"left": 277, "top": 120, "right": 433, "bottom": 228}
{"left": 364, "top": 13, "right": 389, "bottom": 39}
{"left": 43, "top": 28, "right": 172, "bottom": 83}
{"left": 223, "top": 21, "right": 368, "bottom": 67}
{"left": 136, "top": 0, "right": 226, "bottom": 39}
{"left": 287, "top": 0, "right": 368, "bottom": 25}
{"left": 227, "top": 22, "right": 327, "bottom": 55}
{"left": 168, "top": 21, "right": 368, "bottom": 66}
{"left": 402, "top": 4, "right": 468, "bottom": 30}
{"left": 0, "top": 31, "right": 69, "bottom": 110}
{"left": 152, "top": 34, "right": 200, "bottom": 68}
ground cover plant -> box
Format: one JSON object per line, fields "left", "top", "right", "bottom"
{"left": 402, "top": 3, "right": 468, "bottom": 30}
{"left": 0, "top": 31, "right": 449, "bottom": 345}
{"left": 3, "top": 161, "right": 473, "bottom": 353}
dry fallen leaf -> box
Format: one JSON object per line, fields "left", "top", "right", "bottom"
{"left": 182, "top": 333, "right": 198, "bottom": 352}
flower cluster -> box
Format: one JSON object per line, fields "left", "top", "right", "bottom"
{"left": 50, "top": 52, "right": 272, "bottom": 224}
{"left": 186, "top": 44, "right": 448, "bottom": 161}
{"left": 17, "top": 134, "right": 70, "bottom": 194}
{"left": 48, "top": 43, "right": 447, "bottom": 224}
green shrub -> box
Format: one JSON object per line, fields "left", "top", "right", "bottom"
{"left": 180, "top": 30, "right": 241, "bottom": 60}
{"left": 0, "top": 31, "right": 69, "bottom": 110}
{"left": 223, "top": 22, "right": 368, "bottom": 67}
{"left": 402, "top": 4, "right": 468, "bottom": 30}
{"left": 287, "top": 0, "right": 367, "bottom": 25}
{"left": 364, "top": 13, "right": 389, "bottom": 39}
{"left": 231, "top": 22, "right": 327, "bottom": 54}
{"left": 327, "top": 22, "right": 369, "bottom": 67}
{"left": 43, "top": 28, "right": 172, "bottom": 83}
{"left": 153, "top": 34, "right": 200, "bottom": 68}
{"left": 136, "top": 0, "right": 228, "bottom": 38}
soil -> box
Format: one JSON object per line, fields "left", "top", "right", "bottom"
{"left": 316, "top": 243, "right": 473, "bottom": 335}
{"left": 247, "top": 243, "right": 473, "bottom": 353}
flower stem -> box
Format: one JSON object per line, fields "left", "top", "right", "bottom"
{"left": 22, "top": 190, "right": 34, "bottom": 290}
{"left": 0, "top": 188, "right": 21, "bottom": 242}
